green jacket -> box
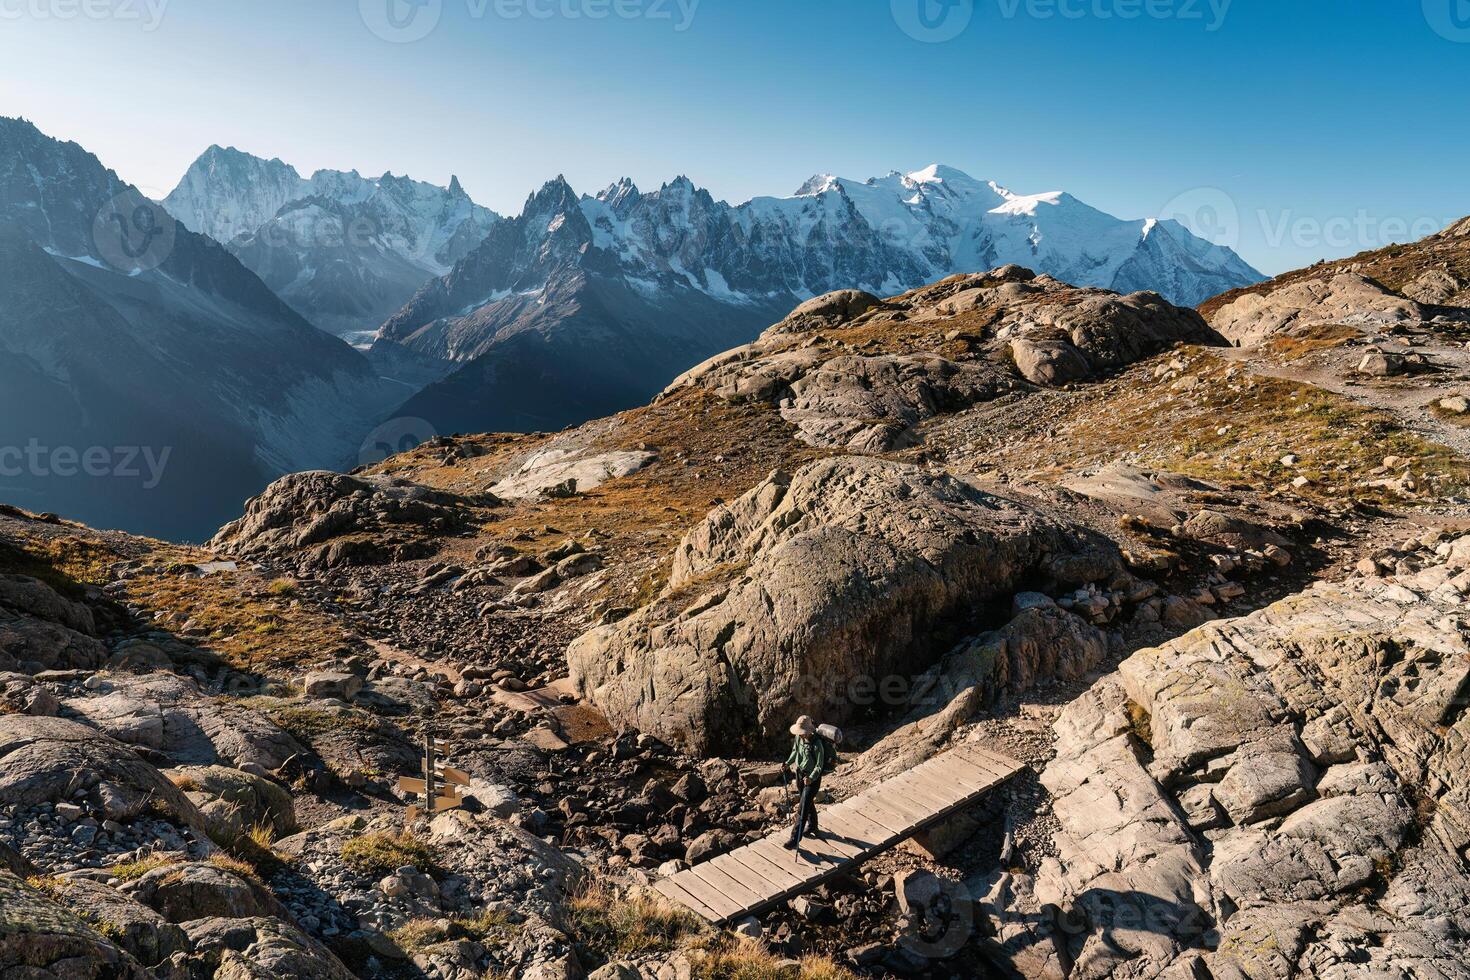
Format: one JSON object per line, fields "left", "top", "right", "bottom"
{"left": 786, "top": 735, "right": 836, "bottom": 782}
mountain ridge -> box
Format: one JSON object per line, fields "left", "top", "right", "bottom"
{"left": 371, "top": 164, "right": 1264, "bottom": 437}
{"left": 162, "top": 145, "right": 500, "bottom": 342}
{"left": 0, "top": 116, "right": 398, "bottom": 540}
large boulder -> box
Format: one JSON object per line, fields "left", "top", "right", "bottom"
{"left": 166, "top": 765, "right": 299, "bottom": 842}
{"left": 121, "top": 862, "right": 286, "bottom": 923}
{"left": 0, "top": 871, "right": 150, "bottom": 979}
{"left": 0, "top": 715, "right": 202, "bottom": 827}
{"left": 47, "top": 875, "right": 191, "bottom": 968}
{"left": 182, "top": 916, "right": 356, "bottom": 980}
{"left": 64, "top": 673, "right": 303, "bottom": 771}
{"left": 0, "top": 575, "right": 96, "bottom": 635}
{"left": 997, "top": 288, "right": 1219, "bottom": 383}
{"left": 1210, "top": 272, "right": 1424, "bottom": 346}
{"left": 570, "top": 456, "right": 1121, "bottom": 753}
{"left": 1031, "top": 545, "right": 1470, "bottom": 979}
{"left": 0, "top": 613, "right": 107, "bottom": 674}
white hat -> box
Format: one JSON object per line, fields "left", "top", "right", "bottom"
{"left": 790, "top": 715, "right": 816, "bottom": 736}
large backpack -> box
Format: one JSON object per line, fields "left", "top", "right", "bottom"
{"left": 817, "top": 725, "right": 842, "bottom": 773}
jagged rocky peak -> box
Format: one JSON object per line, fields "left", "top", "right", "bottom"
{"left": 162, "top": 144, "right": 501, "bottom": 340}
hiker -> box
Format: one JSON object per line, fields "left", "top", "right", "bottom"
{"left": 782, "top": 715, "right": 837, "bottom": 849}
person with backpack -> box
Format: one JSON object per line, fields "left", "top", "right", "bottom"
{"left": 781, "top": 715, "right": 838, "bottom": 850}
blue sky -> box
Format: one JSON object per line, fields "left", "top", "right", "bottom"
{"left": 2, "top": 0, "right": 1466, "bottom": 274}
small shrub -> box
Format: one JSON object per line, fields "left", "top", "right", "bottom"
{"left": 247, "top": 822, "right": 276, "bottom": 850}
{"left": 388, "top": 918, "right": 448, "bottom": 953}
{"left": 570, "top": 882, "right": 705, "bottom": 964}
{"left": 104, "top": 854, "right": 182, "bottom": 883}
{"left": 267, "top": 578, "right": 298, "bottom": 596}
{"left": 389, "top": 910, "right": 519, "bottom": 955}
{"left": 340, "top": 832, "right": 437, "bottom": 877}
{"left": 208, "top": 852, "right": 264, "bottom": 882}
{"left": 24, "top": 875, "right": 67, "bottom": 899}
{"left": 693, "top": 938, "right": 858, "bottom": 980}
{"left": 167, "top": 773, "right": 201, "bottom": 792}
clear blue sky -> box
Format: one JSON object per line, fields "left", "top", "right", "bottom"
{"left": 2, "top": 0, "right": 1466, "bottom": 274}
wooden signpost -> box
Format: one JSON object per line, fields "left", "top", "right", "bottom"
{"left": 401, "top": 735, "right": 473, "bottom": 822}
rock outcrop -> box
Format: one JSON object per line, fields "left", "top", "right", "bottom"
{"left": 1211, "top": 272, "right": 1425, "bottom": 347}
{"left": 0, "top": 715, "right": 203, "bottom": 827}
{"left": 209, "top": 471, "right": 474, "bottom": 568}
{"left": 666, "top": 268, "right": 1218, "bottom": 450}
{"left": 0, "top": 871, "right": 150, "bottom": 979}
{"left": 1027, "top": 541, "right": 1470, "bottom": 979}
{"left": 64, "top": 673, "right": 304, "bottom": 772}
{"left": 570, "top": 456, "right": 1122, "bottom": 754}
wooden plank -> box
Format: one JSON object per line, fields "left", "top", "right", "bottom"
{"left": 710, "top": 851, "right": 791, "bottom": 896}
{"left": 666, "top": 871, "right": 745, "bottom": 922}
{"left": 821, "top": 806, "right": 901, "bottom": 850}
{"left": 938, "top": 749, "right": 1013, "bottom": 787}
{"left": 850, "top": 796, "right": 919, "bottom": 837}
{"left": 690, "top": 862, "right": 766, "bottom": 911}
{"left": 792, "top": 831, "right": 863, "bottom": 867}
{"left": 961, "top": 743, "right": 1027, "bottom": 772}
{"left": 861, "top": 788, "right": 931, "bottom": 825}
{"left": 436, "top": 766, "right": 471, "bottom": 786}
{"left": 883, "top": 771, "right": 965, "bottom": 811}
{"left": 398, "top": 776, "right": 428, "bottom": 795}
{"left": 953, "top": 744, "right": 1026, "bottom": 778}
{"left": 723, "top": 848, "right": 807, "bottom": 893}
{"left": 900, "top": 768, "right": 976, "bottom": 809}
{"left": 655, "top": 875, "right": 723, "bottom": 922}
{"left": 749, "top": 838, "right": 813, "bottom": 877}
{"left": 725, "top": 842, "right": 809, "bottom": 888}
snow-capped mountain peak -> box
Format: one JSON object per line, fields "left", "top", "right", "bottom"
{"left": 162, "top": 147, "right": 501, "bottom": 341}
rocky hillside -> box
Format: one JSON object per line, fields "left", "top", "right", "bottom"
{"left": 2, "top": 231, "right": 1468, "bottom": 979}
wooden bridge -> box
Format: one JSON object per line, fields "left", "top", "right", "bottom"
{"left": 654, "top": 743, "right": 1024, "bottom": 924}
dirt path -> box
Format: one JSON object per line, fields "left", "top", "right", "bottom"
{"left": 1219, "top": 336, "right": 1470, "bottom": 459}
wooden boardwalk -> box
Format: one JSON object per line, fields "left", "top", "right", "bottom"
{"left": 654, "top": 743, "right": 1024, "bottom": 924}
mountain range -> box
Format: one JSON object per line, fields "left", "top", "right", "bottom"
{"left": 0, "top": 120, "right": 1264, "bottom": 539}
{"left": 162, "top": 146, "right": 499, "bottom": 344}
{"left": 0, "top": 118, "right": 400, "bottom": 540}
{"left": 372, "top": 164, "right": 1264, "bottom": 435}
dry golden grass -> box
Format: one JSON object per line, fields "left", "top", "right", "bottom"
{"left": 569, "top": 882, "right": 707, "bottom": 962}
{"left": 103, "top": 854, "right": 183, "bottom": 882}
{"left": 693, "top": 939, "right": 858, "bottom": 980}
{"left": 126, "top": 570, "right": 356, "bottom": 670}
{"left": 206, "top": 852, "right": 263, "bottom": 883}
{"left": 389, "top": 910, "right": 518, "bottom": 954}
{"left": 340, "top": 832, "right": 437, "bottom": 877}
{"left": 1265, "top": 322, "right": 1360, "bottom": 360}
{"left": 1005, "top": 350, "right": 1470, "bottom": 509}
